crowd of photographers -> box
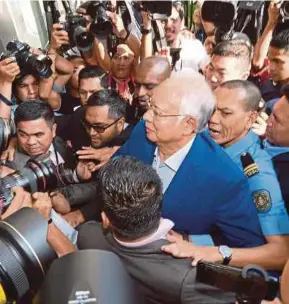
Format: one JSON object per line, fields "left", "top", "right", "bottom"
{"left": 1, "top": 0, "right": 289, "bottom": 303}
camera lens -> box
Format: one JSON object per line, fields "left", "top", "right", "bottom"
{"left": 0, "top": 118, "right": 14, "bottom": 154}
{"left": 0, "top": 207, "right": 56, "bottom": 302}
{"left": 27, "top": 55, "right": 53, "bottom": 79}
{"left": 0, "top": 157, "right": 58, "bottom": 214}
{"left": 73, "top": 28, "right": 94, "bottom": 51}
{"left": 283, "top": 2, "right": 289, "bottom": 16}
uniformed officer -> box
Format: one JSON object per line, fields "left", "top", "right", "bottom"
{"left": 208, "top": 80, "right": 289, "bottom": 270}
{"left": 161, "top": 80, "right": 289, "bottom": 271}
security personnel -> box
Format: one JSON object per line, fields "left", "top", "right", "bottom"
{"left": 208, "top": 80, "right": 289, "bottom": 270}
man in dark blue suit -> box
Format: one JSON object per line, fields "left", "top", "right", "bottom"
{"left": 113, "top": 71, "right": 264, "bottom": 251}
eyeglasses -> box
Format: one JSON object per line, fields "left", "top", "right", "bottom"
{"left": 146, "top": 98, "right": 188, "bottom": 120}
{"left": 81, "top": 117, "right": 123, "bottom": 134}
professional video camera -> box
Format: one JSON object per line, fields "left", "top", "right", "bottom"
{"left": 139, "top": 1, "right": 172, "bottom": 21}
{"left": 0, "top": 207, "right": 56, "bottom": 302}
{"left": 34, "top": 250, "right": 143, "bottom": 304}
{"left": 0, "top": 155, "right": 76, "bottom": 216}
{"left": 197, "top": 261, "right": 279, "bottom": 303}
{"left": 0, "top": 40, "right": 53, "bottom": 78}
{"left": 62, "top": 13, "right": 95, "bottom": 52}
{"left": 84, "top": 1, "right": 113, "bottom": 38}
{"left": 0, "top": 118, "right": 15, "bottom": 155}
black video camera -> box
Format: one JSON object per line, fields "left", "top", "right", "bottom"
{"left": 140, "top": 1, "right": 172, "bottom": 21}
{"left": 197, "top": 261, "right": 279, "bottom": 303}
{"left": 85, "top": 0, "right": 113, "bottom": 38}
{"left": 0, "top": 40, "right": 53, "bottom": 78}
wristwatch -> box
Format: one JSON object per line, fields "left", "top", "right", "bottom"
{"left": 218, "top": 245, "right": 232, "bottom": 265}
{"left": 141, "top": 27, "right": 152, "bottom": 35}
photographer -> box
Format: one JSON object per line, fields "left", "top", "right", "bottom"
{"left": 10, "top": 24, "right": 73, "bottom": 114}
{"left": 140, "top": 1, "right": 209, "bottom": 72}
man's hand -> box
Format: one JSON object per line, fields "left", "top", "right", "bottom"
{"left": 252, "top": 112, "right": 269, "bottom": 137}
{"left": 261, "top": 298, "right": 283, "bottom": 304}
{"left": 268, "top": 1, "right": 281, "bottom": 26}
{"left": 1, "top": 187, "right": 32, "bottom": 219}
{"left": 0, "top": 57, "right": 20, "bottom": 83}
{"left": 1, "top": 137, "right": 17, "bottom": 163}
{"left": 106, "top": 11, "right": 126, "bottom": 38}
{"left": 32, "top": 192, "right": 52, "bottom": 220}
{"left": 0, "top": 165, "right": 15, "bottom": 178}
{"left": 63, "top": 209, "right": 85, "bottom": 228}
{"left": 76, "top": 146, "right": 118, "bottom": 171}
{"left": 76, "top": 160, "right": 94, "bottom": 181}
{"left": 161, "top": 233, "right": 222, "bottom": 266}
{"left": 50, "top": 192, "right": 71, "bottom": 215}
{"left": 50, "top": 24, "right": 70, "bottom": 50}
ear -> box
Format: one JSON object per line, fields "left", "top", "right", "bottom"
{"left": 52, "top": 123, "right": 57, "bottom": 138}
{"left": 183, "top": 116, "right": 197, "bottom": 136}
{"left": 101, "top": 211, "right": 111, "bottom": 229}
{"left": 245, "top": 111, "right": 258, "bottom": 130}
{"left": 242, "top": 64, "right": 251, "bottom": 80}
{"left": 117, "top": 117, "right": 125, "bottom": 132}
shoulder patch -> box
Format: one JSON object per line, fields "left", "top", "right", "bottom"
{"left": 241, "top": 152, "right": 259, "bottom": 178}
{"left": 253, "top": 190, "right": 272, "bottom": 213}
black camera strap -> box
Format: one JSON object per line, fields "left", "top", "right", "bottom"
{"left": 0, "top": 93, "right": 13, "bottom": 106}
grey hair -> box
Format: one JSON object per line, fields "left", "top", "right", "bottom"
{"left": 171, "top": 70, "right": 216, "bottom": 132}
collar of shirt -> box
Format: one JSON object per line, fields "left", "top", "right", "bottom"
{"left": 225, "top": 130, "right": 259, "bottom": 160}
{"left": 263, "top": 139, "right": 289, "bottom": 157}
{"left": 154, "top": 136, "right": 195, "bottom": 173}
{"left": 114, "top": 218, "right": 174, "bottom": 248}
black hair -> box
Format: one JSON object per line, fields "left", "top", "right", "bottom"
{"left": 220, "top": 80, "right": 262, "bottom": 111}
{"left": 14, "top": 100, "right": 55, "bottom": 127}
{"left": 87, "top": 89, "right": 126, "bottom": 120}
{"left": 78, "top": 65, "right": 108, "bottom": 88}
{"left": 12, "top": 73, "right": 40, "bottom": 100}
{"left": 270, "top": 29, "right": 289, "bottom": 52}
{"left": 212, "top": 40, "right": 252, "bottom": 66}
{"left": 282, "top": 83, "right": 289, "bottom": 101}
{"left": 98, "top": 156, "right": 163, "bottom": 240}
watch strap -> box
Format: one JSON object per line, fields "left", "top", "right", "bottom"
{"left": 48, "top": 218, "right": 53, "bottom": 225}
{"left": 141, "top": 28, "right": 152, "bottom": 35}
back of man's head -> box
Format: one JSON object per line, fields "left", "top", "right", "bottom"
{"left": 14, "top": 100, "right": 54, "bottom": 127}
{"left": 79, "top": 65, "right": 107, "bottom": 85}
{"left": 99, "top": 156, "right": 163, "bottom": 241}
{"left": 212, "top": 40, "right": 252, "bottom": 68}
{"left": 87, "top": 89, "right": 126, "bottom": 120}
{"left": 220, "top": 80, "right": 262, "bottom": 112}
{"left": 270, "top": 29, "right": 289, "bottom": 53}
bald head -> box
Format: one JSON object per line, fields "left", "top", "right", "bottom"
{"left": 219, "top": 80, "right": 261, "bottom": 112}
{"left": 152, "top": 71, "right": 215, "bottom": 131}
{"left": 134, "top": 56, "right": 172, "bottom": 108}
{"left": 136, "top": 56, "right": 171, "bottom": 81}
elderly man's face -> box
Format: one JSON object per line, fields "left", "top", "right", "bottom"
{"left": 143, "top": 84, "right": 189, "bottom": 145}
{"left": 266, "top": 96, "right": 289, "bottom": 147}
{"left": 209, "top": 87, "right": 255, "bottom": 148}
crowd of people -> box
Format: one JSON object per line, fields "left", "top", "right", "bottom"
{"left": 1, "top": 0, "right": 289, "bottom": 303}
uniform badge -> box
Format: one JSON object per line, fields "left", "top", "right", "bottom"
{"left": 253, "top": 190, "right": 272, "bottom": 213}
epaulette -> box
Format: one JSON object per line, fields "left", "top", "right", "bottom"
{"left": 240, "top": 152, "right": 259, "bottom": 178}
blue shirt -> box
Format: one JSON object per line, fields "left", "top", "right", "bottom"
{"left": 263, "top": 140, "right": 289, "bottom": 157}
{"left": 225, "top": 131, "right": 289, "bottom": 236}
